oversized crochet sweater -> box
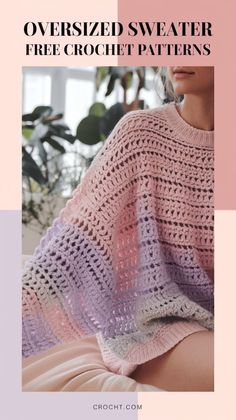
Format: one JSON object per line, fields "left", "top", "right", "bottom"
{"left": 22, "top": 102, "right": 214, "bottom": 376}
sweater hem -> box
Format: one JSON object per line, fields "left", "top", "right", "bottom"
{"left": 97, "top": 321, "right": 209, "bottom": 376}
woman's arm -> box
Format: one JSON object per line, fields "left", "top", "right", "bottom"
{"left": 130, "top": 330, "right": 214, "bottom": 391}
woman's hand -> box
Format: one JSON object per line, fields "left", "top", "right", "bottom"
{"left": 130, "top": 330, "right": 214, "bottom": 391}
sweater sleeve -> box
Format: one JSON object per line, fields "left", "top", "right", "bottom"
{"left": 22, "top": 111, "right": 141, "bottom": 358}
{"left": 22, "top": 109, "right": 214, "bottom": 373}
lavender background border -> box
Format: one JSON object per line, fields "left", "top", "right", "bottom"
{"left": 0, "top": 210, "right": 139, "bottom": 420}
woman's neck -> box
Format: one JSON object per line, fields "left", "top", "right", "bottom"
{"left": 176, "top": 94, "right": 214, "bottom": 131}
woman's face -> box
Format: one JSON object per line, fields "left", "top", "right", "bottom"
{"left": 167, "top": 66, "right": 214, "bottom": 96}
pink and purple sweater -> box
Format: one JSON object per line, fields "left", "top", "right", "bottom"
{"left": 22, "top": 102, "right": 214, "bottom": 376}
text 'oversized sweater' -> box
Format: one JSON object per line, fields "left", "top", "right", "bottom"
{"left": 22, "top": 102, "right": 214, "bottom": 376}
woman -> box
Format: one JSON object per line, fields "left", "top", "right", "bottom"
{"left": 22, "top": 66, "right": 214, "bottom": 391}
{"left": 130, "top": 66, "right": 214, "bottom": 391}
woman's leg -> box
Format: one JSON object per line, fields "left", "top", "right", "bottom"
{"left": 130, "top": 330, "right": 214, "bottom": 391}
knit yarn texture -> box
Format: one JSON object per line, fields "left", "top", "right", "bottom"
{"left": 22, "top": 102, "right": 214, "bottom": 376}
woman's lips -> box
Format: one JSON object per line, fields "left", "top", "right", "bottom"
{"left": 173, "top": 69, "right": 195, "bottom": 80}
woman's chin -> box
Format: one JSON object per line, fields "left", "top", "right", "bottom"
{"left": 173, "top": 89, "right": 185, "bottom": 96}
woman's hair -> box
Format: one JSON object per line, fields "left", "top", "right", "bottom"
{"left": 156, "top": 67, "right": 182, "bottom": 103}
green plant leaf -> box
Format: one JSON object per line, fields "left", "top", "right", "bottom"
{"left": 47, "top": 125, "right": 76, "bottom": 144}
{"left": 105, "top": 73, "right": 119, "bottom": 97}
{"left": 95, "top": 67, "right": 109, "bottom": 90}
{"left": 76, "top": 115, "right": 101, "bottom": 145}
{"left": 89, "top": 102, "right": 107, "bottom": 117}
{"left": 22, "top": 127, "right": 34, "bottom": 140}
{"left": 32, "top": 106, "right": 53, "bottom": 119}
{"left": 45, "top": 137, "right": 66, "bottom": 153}
{"left": 22, "top": 147, "right": 47, "bottom": 184}
{"left": 22, "top": 113, "right": 38, "bottom": 122}
{"left": 99, "top": 103, "right": 125, "bottom": 137}
{"left": 22, "top": 106, "right": 52, "bottom": 122}
{"left": 51, "top": 123, "right": 71, "bottom": 131}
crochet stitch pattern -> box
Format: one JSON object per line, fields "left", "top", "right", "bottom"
{"left": 22, "top": 102, "right": 214, "bottom": 376}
